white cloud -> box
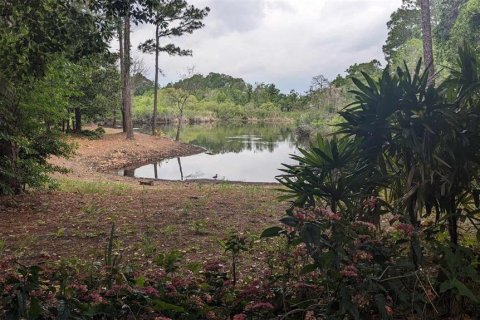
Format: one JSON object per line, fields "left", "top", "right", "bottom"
{"left": 128, "top": 0, "right": 402, "bottom": 92}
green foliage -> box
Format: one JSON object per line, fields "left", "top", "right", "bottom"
{"left": 154, "top": 250, "right": 184, "bottom": 273}
{"left": 278, "top": 135, "right": 382, "bottom": 213}
{"left": 449, "top": 0, "right": 480, "bottom": 52}
{"left": 383, "top": 0, "right": 477, "bottom": 66}
{"left": 434, "top": 0, "right": 468, "bottom": 43}
{"left": 268, "top": 45, "right": 480, "bottom": 318}
{"left": 0, "top": 0, "right": 108, "bottom": 195}
{"left": 79, "top": 128, "right": 106, "bottom": 140}
{"left": 383, "top": 0, "right": 421, "bottom": 61}
{"left": 132, "top": 73, "right": 154, "bottom": 96}
{"left": 223, "top": 234, "right": 248, "bottom": 287}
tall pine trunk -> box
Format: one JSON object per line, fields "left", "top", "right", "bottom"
{"left": 152, "top": 25, "right": 160, "bottom": 135}
{"left": 118, "top": 18, "right": 126, "bottom": 132}
{"left": 420, "top": 0, "right": 435, "bottom": 84}
{"left": 123, "top": 15, "right": 134, "bottom": 139}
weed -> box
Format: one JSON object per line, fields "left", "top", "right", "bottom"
{"left": 189, "top": 219, "right": 209, "bottom": 235}
{"left": 56, "top": 228, "right": 64, "bottom": 238}
{"left": 154, "top": 250, "right": 183, "bottom": 273}
{"left": 141, "top": 228, "right": 157, "bottom": 257}
{"left": 161, "top": 225, "right": 176, "bottom": 236}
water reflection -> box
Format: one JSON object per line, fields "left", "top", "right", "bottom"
{"left": 121, "top": 123, "right": 302, "bottom": 183}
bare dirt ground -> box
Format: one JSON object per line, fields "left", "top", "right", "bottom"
{"left": 50, "top": 127, "right": 204, "bottom": 181}
{"left": 0, "top": 128, "right": 286, "bottom": 270}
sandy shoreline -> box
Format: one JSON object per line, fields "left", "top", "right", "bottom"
{"left": 50, "top": 127, "right": 204, "bottom": 182}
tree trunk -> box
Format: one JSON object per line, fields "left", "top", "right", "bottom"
{"left": 66, "top": 109, "right": 71, "bottom": 132}
{"left": 152, "top": 25, "right": 160, "bottom": 136}
{"left": 74, "top": 107, "right": 82, "bottom": 133}
{"left": 112, "top": 108, "right": 117, "bottom": 128}
{"left": 448, "top": 196, "right": 459, "bottom": 248}
{"left": 177, "top": 157, "right": 184, "bottom": 180}
{"left": 118, "top": 18, "right": 126, "bottom": 133}
{"left": 420, "top": 0, "right": 435, "bottom": 84}
{"left": 123, "top": 15, "right": 134, "bottom": 139}
{"left": 0, "top": 140, "right": 21, "bottom": 194}
{"left": 175, "top": 114, "right": 182, "bottom": 141}
{"left": 123, "top": 168, "right": 135, "bottom": 177}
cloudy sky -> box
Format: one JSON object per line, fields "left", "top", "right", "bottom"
{"left": 129, "top": 0, "right": 402, "bottom": 93}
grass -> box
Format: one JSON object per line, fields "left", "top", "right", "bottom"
{"left": 58, "top": 178, "right": 133, "bottom": 195}
{"left": 2, "top": 179, "right": 286, "bottom": 268}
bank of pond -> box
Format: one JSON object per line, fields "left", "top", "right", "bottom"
{"left": 119, "top": 123, "right": 307, "bottom": 183}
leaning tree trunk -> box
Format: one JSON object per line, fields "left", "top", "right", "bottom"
{"left": 420, "top": 0, "right": 435, "bottom": 85}
{"left": 177, "top": 157, "right": 184, "bottom": 180}
{"left": 123, "top": 14, "right": 134, "bottom": 140}
{"left": 152, "top": 25, "right": 160, "bottom": 136}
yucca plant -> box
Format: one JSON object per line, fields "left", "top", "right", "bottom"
{"left": 277, "top": 135, "right": 383, "bottom": 219}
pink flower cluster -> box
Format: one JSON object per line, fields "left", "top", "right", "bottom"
{"left": 203, "top": 259, "right": 225, "bottom": 273}
{"left": 304, "top": 310, "right": 316, "bottom": 320}
{"left": 293, "top": 208, "right": 316, "bottom": 222}
{"left": 86, "top": 292, "right": 105, "bottom": 304}
{"left": 244, "top": 301, "right": 274, "bottom": 312}
{"left": 340, "top": 265, "right": 359, "bottom": 278}
{"left": 142, "top": 286, "right": 160, "bottom": 297}
{"left": 320, "top": 208, "right": 341, "bottom": 221}
{"left": 353, "top": 250, "right": 373, "bottom": 262}
{"left": 172, "top": 276, "right": 194, "bottom": 290}
{"left": 239, "top": 280, "right": 263, "bottom": 299}
{"left": 353, "top": 221, "right": 377, "bottom": 232}
{"left": 105, "top": 284, "right": 130, "bottom": 297}
{"left": 70, "top": 283, "right": 88, "bottom": 294}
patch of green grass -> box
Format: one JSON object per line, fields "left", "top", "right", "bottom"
{"left": 0, "top": 238, "right": 5, "bottom": 256}
{"left": 16, "top": 235, "right": 39, "bottom": 256}
{"left": 58, "top": 179, "right": 133, "bottom": 196}
{"left": 189, "top": 220, "right": 209, "bottom": 235}
{"left": 161, "top": 225, "right": 176, "bottom": 236}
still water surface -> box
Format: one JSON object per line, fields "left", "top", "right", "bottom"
{"left": 119, "top": 123, "right": 302, "bottom": 183}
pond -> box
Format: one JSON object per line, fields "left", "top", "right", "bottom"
{"left": 119, "top": 123, "right": 303, "bottom": 183}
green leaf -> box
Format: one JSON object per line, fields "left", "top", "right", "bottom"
{"left": 260, "top": 226, "right": 283, "bottom": 238}
{"left": 452, "top": 279, "right": 478, "bottom": 303}
{"left": 300, "top": 263, "right": 318, "bottom": 274}
{"left": 374, "top": 294, "right": 389, "bottom": 320}
{"left": 152, "top": 299, "right": 185, "bottom": 313}
{"left": 135, "top": 276, "right": 146, "bottom": 288}
{"left": 280, "top": 216, "right": 299, "bottom": 227}
{"left": 28, "top": 297, "right": 42, "bottom": 319}
{"left": 440, "top": 278, "right": 479, "bottom": 303}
